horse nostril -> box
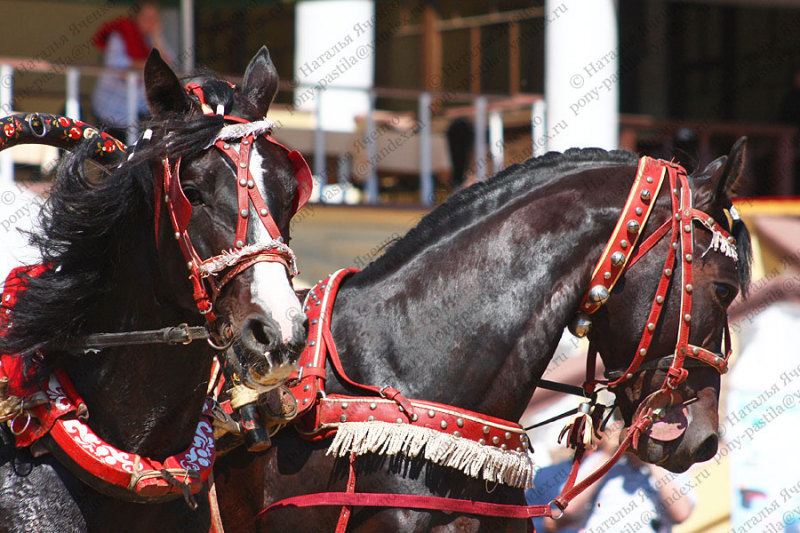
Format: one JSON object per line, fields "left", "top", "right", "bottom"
{"left": 241, "top": 313, "right": 280, "bottom": 353}
{"left": 289, "top": 312, "right": 309, "bottom": 353}
{"left": 694, "top": 434, "right": 718, "bottom": 463}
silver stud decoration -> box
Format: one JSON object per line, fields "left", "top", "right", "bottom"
{"left": 492, "top": 436, "right": 500, "bottom": 444}
{"left": 239, "top": 162, "right": 247, "bottom": 168}
{"left": 588, "top": 285, "right": 610, "bottom": 305}
{"left": 685, "top": 284, "right": 693, "bottom": 293}
{"left": 240, "top": 209, "right": 249, "bottom": 218}
{"left": 640, "top": 189, "right": 651, "bottom": 201}
{"left": 504, "top": 432, "right": 512, "bottom": 440}
{"left": 635, "top": 207, "right": 643, "bottom": 216}
{"left": 647, "top": 322, "right": 655, "bottom": 332}
{"left": 568, "top": 312, "right": 592, "bottom": 338}
{"left": 174, "top": 232, "right": 181, "bottom": 240}
{"left": 236, "top": 240, "right": 244, "bottom": 248}
{"left": 664, "top": 268, "right": 672, "bottom": 277}
{"left": 456, "top": 418, "right": 464, "bottom": 427}
{"left": 639, "top": 348, "right": 647, "bottom": 356}
{"left": 482, "top": 426, "right": 490, "bottom": 434}
{"left": 260, "top": 208, "right": 268, "bottom": 217}
{"left": 368, "top": 416, "right": 374, "bottom": 422}
{"left": 186, "top": 261, "right": 193, "bottom": 270}
{"left": 340, "top": 414, "right": 347, "bottom": 422}
{"left": 223, "top": 143, "right": 231, "bottom": 149}
{"left": 396, "top": 418, "right": 403, "bottom": 423}
{"left": 247, "top": 180, "right": 255, "bottom": 188}
{"left": 684, "top": 314, "right": 692, "bottom": 323}
{"left": 239, "top": 179, "right": 247, "bottom": 187}
{"left": 656, "top": 295, "right": 664, "bottom": 304}
{"left": 684, "top": 224, "right": 691, "bottom": 233}
{"left": 369, "top": 402, "right": 377, "bottom": 410}
{"left": 341, "top": 402, "right": 349, "bottom": 409}
{"left": 454, "top": 431, "right": 461, "bottom": 438}
{"left": 627, "top": 220, "right": 640, "bottom": 234}
{"left": 610, "top": 251, "right": 626, "bottom": 267}
{"left": 479, "top": 439, "right": 486, "bottom": 445}
{"left": 685, "top": 254, "right": 693, "bottom": 263}
{"left": 620, "top": 240, "right": 629, "bottom": 249}
{"left": 646, "top": 176, "right": 653, "bottom": 183}
{"left": 440, "top": 420, "right": 448, "bottom": 429}
{"left": 692, "top": 347, "right": 699, "bottom": 355}
{"left": 603, "top": 271, "right": 611, "bottom": 280}
{"left": 411, "top": 414, "right": 419, "bottom": 421}
{"left": 428, "top": 410, "right": 435, "bottom": 418}
{"left": 242, "top": 139, "right": 250, "bottom": 145}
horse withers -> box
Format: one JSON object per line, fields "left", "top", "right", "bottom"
{"left": 213, "top": 141, "right": 751, "bottom": 532}
{"left": 0, "top": 46, "right": 310, "bottom": 532}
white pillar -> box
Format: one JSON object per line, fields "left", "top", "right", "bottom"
{"left": 181, "top": 0, "right": 195, "bottom": 72}
{"left": 294, "top": 0, "right": 374, "bottom": 133}
{"left": 544, "top": 0, "right": 618, "bottom": 152}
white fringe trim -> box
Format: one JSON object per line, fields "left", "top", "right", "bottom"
{"left": 198, "top": 240, "right": 298, "bottom": 277}
{"left": 708, "top": 230, "right": 738, "bottom": 262}
{"left": 327, "top": 421, "right": 534, "bottom": 489}
{"left": 208, "top": 120, "right": 275, "bottom": 147}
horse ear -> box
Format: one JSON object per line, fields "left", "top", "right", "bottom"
{"left": 144, "top": 49, "right": 188, "bottom": 116}
{"left": 695, "top": 137, "right": 747, "bottom": 208}
{"left": 242, "top": 46, "right": 279, "bottom": 117}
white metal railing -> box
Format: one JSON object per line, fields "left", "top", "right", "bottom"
{"left": 0, "top": 57, "right": 548, "bottom": 206}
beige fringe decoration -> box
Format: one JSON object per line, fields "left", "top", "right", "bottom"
{"left": 327, "top": 421, "right": 534, "bottom": 489}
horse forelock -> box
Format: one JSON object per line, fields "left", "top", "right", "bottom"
{"left": 356, "top": 148, "right": 639, "bottom": 282}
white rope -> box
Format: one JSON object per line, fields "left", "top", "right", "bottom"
{"left": 327, "top": 421, "right": 535, "bottom": 489}
{"left": 198, "top": 240, "right": 298, "bottom": 277}
{"left": 208, "top": 120, "right": 275, "bottom": 148}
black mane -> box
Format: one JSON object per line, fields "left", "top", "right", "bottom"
{"left": 0, "top": 78, "right": 243, "bottom": 355}
{"left": 359, "top": 148, "right": 639, "bottom": 281}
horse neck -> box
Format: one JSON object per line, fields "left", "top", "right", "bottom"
{"left": 62, "top": 232, "right": 210, "bottom": 458}
{"left": 330, "top": 165, "right": 632, "bottom": 422}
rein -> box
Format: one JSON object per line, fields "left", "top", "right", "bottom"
{"left": 251, "top": 157, "right": 740, "bottom": 529}
{"left": 0, "top": 83, "right": 314, "bottom": 506}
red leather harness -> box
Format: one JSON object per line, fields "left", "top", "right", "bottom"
{"left": 252, "top": 157, "right": 740, "bottom": 529}
{"left": 0, "top": 84, "right": 315, "bottom": 505}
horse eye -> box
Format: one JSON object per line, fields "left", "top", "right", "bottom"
{"left": 182, "top": 184, "right": 204, "bottom": 206}
{"left": 713, "top": 283, "right": 736, "bottom": 305}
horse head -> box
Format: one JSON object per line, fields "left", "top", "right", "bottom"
{"left": 586, "top": 138, "right": 751, "bottom": 472}
{"left": 141, "top": 47, "right": 310, "bottom": 390}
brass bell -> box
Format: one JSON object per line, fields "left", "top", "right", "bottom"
{"left": 569, "top": 312, "right": 592, "bottom": 338}
{"left": 587, "top": 285, "right": 610, "bottom": 305}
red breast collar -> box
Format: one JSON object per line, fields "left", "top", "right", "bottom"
{"left": 1, "top": 265, "right": 216, "bottom": 503}
{"left": 286, "top": 269, "right": 534, "bottom": 488}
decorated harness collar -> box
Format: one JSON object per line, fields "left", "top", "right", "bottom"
{"left": 286, "top": 269, "right": 535, "bottom": 489}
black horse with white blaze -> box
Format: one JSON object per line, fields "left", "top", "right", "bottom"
{"left": 0, "top": 47, "right": 308, "bottom": 532}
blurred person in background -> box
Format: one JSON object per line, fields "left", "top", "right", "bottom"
{"left": 527, "top": 419, "right": 694, "bottom": 532}
{"left": 92, "top": 1, "right": 174, "bottom": 140}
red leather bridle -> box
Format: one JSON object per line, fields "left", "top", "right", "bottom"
{"left": 576, "top": 156, "right": 736, "bottom": 395}
{"left": 152, "top": 82, "right": 313, "bottom": 325}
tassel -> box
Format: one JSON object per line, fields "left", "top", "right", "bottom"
{"left": 558, "top": 402, "right": 596, "bottom": 450}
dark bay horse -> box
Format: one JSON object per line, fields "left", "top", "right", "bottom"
{"left": 213, "top": 141, "right": 751, "bottom": 532}
{"left": 0, "top": 47, "right": 308, "bottom": 532}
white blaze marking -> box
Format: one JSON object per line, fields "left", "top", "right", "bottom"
{"left": 246, "top": 147, "right": 303, "bottom": 344}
